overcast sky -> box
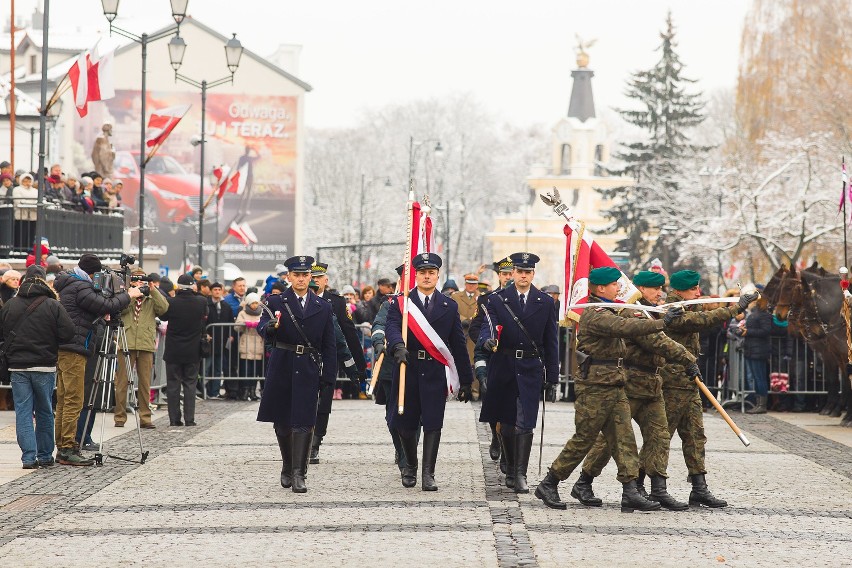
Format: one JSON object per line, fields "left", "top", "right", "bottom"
{"left": 20, "top": 0, "right": 751, "bottom": 129}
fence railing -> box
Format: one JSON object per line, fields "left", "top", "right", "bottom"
{"left": 0, "top": 202, "right": 125, "bottom": 259}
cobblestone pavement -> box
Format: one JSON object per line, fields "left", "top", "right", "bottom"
{"left": 0, "top": 397, "right": 851, "bottom": 567}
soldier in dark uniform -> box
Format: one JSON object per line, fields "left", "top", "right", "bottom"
{"left": 477, "top": 252, "right": 559, "bottom": 494}
{"left": 575, "top": 270, "right": 699, "bottom": 511}
{"left": 310, "top": 262, "right": 368, "bottom": 463}
{"left": 470, "top": 257, "right": 514, "bottom": 468}
{"left": 660, "top": 270, "right": 756, "bottom": 508}
{"left": 386, "top": 253, "right": 473, "bottom": 491}
{"left": 534, "top": 267, "right": 685, "bottom": 512}
{"left": 257, "top": 256, "right": 337, "bottom": 493}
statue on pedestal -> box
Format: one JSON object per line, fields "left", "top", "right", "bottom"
{"left": 91, "top": 123, "right": 115, "bottom": 177}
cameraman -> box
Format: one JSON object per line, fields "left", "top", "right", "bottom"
{"left": 161, "top": 274, "right": 208, "bottom": 426}
{"left": 53, "top": 254, "right": 142, "bottom": 466}
{"left": 115, "top": 268, "right": 169, "bottom": 428}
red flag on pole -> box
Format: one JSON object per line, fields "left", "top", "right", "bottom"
{"left": 563, "top": 221, "right": 639, "bottom": 321}
{"left": 218, "top": 163, "right": 248, "bottom": 200}
{"left": 145, "top": 104, "right": 191, "bottom": 148}
{"left": 407, "top": 202, "right": 434, "bottom": 289}
{"left": 68, "top": 40, "right": 115, "bottom": 118}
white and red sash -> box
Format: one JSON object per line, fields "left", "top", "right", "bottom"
{"left": 397, "top": 299, "right": 461, "bottom": 396}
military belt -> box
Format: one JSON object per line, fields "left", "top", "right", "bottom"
{"left": 274, "top": 342, "right": 318, "bottom": 356}
{"left": 627, "top": 362, "right": 663, "bottom": 375}
{"left": 417, "top": 350, "right": 435, "bottom": 361}
{"left": 511, "top": 349, "right": 539, "bottom": 359}
{"left": 590, "top": 357, "right": 624, "bottom": 369}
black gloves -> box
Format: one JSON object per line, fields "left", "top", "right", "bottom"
{"left": 392, "top": 344, "right": 408, "bottom": 365}
{"left": 542, "top": 382, "right": 558, "bottom": 402}
{"left": 685, "top": 362, "right": 701, "bottom": 380}
{"left": 457, "top": 384, "right": 473, "bottom": 403}
{"left": 483, "top": 338, "right": 498, "bottom": 352}
{"left": 264, "top": 322, "right": 278, "bottom": 339}
{"left": 663, "top": 305, "right": 685, "bottom": 326}
{"left": 738, "top": 291, "right": 759, "bottom": 310}
{"left": 373, "top": 338, "right": 386, "bottom": 357}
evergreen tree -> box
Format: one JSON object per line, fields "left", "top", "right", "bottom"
{"left": 599, "top": 12, "right": 709, "bottom": 273}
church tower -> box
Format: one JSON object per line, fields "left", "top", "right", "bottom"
{"left": 486, "top": 43, "right": 631, "bottom": 286}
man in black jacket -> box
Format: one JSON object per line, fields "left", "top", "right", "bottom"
{"left": 206, "top": 282, "right": 235, "bottom": 398}
{"left": 54, "top": 254, "right": 140, "bottom": 466}
{"left": 161, "top": 274, "right": 208, "bottom": 426}
{"left": 310, "top": 262, "right": 367, "bottom": 463}
{"left": 0, "top": 266, "right": 74, "bottom": 468}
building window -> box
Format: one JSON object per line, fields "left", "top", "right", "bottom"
{"left": 29, "top": 55, "right": 38, "bottom": 75}
{"left": 560, "top": 144, "right": 572, "bottom": 175}
{"left": 594, "top": 144, "right": 604, "bottom": 177}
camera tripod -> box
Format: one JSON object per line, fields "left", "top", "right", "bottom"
{"left": 79, "top": 316, "right": 149, "bottom": 465}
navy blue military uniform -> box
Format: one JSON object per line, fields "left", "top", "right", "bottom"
{"left": 256, "top": 255, "right": 337, "bottom": 494}
{"left": 384, "top": 253, "right": 473, "bottom": 491}
{"left": 477, "top": 252, "right": 559, "bottom": 493}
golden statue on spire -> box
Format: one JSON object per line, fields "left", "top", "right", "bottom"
{"left": 574, "top": 34, "right": 597, "bottom": 69}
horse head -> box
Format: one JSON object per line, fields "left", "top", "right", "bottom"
{"left": 764, "top": 265, "right": 798, "bottom": 322}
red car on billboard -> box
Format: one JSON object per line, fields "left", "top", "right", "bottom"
{"left": 113, "top": 151, "right": 211, "bottom": 229}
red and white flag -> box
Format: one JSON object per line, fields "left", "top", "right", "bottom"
{"left": 227, "top": 221, "right": 258, "bottom": 245}
{"left": 218, "top": 163, "right": 248, "bottom": 200}
{"left": 406, "top": 201, "right": 435, "bottom": 289}
{"left": 563, "top": 221, "right": 639, "bottom": 321}
{"left": 68, "top": 40, "right": 115, "bottom": 118}
{"left": 145, "top": 104, "right": 191, "bottom": 148}
{"left": 396, "top": 299, "right": 460, "bottom": 396}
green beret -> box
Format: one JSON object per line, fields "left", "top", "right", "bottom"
{"left": 633, "top": 270, "right": 665, "bottom": 288}
{"left": 589, "top": 266, "right": 621, "bottom": 286}
{"left": 669, "top": 270, "right": 701, "bottom": 291}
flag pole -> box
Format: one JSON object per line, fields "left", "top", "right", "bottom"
{"left": 398, "top": 184, "right": 416, "bottom": 415}
{"left": 840, "top": 156, "right": 849, "bottom": 266}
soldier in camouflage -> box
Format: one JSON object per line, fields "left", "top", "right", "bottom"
{"left": 534, "top": 267, "right": 686, "bottom": 513}
{"left": 574, "top": 270, "right": 698, "bottom": 511}
{"left": 659, "top": 270, "right": 757, "bottom": 508}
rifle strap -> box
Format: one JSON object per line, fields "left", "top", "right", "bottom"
{"left": 283, "top": 301, "right": 323, "bottom": 373}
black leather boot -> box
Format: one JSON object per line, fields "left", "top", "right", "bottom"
{"left": 421, "top": 430, "right": 441, "bottom": 491}
{"left": 489, "top": 423, "right": 501, "bottom": 461}
{"left": 274, "top": 426, "right": 292, "bottom": 488}
{"left": 398, "top": 430, "right": 418, "bottom": 488}
{"left": 291, "top": 431, "right": 312, "bottom": 493}
{"left": 501, "top": 424, "right": 516, "bottom": 489}
{"left": 570, "top": 471, "right": 602, "bottom": 507}
{"left": 389, "top": 426, "right": 404, "bottom": 470}
{"left": 636, "top": 469, "right": 649, "bottom": 499}
{"left": 309, "top": 434, "right": 321, "bottom": 465}
{"left": 688, "top": 474, "right": 728, "bottom": 508}
{"left": 535, "top": 470, "right": 566, "bottom": 510}
{"left": 621, "top": 480, "right": 662, "bottom": 513}
{"left": 514, "top": 431, "right": 534, "bottom": 494}
{"left": 649, "top": 475, "right": 688, "bottom": 511}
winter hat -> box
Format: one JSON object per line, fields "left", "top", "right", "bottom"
{"left": 176, "top": 274, "right": 196, "bottom": 289}
{"left": 2, "top": 269, "right": 22, "bottom": 283}
{"left": 46, "top": 255, "right": 60, "bottom": 266}
{"left": 25, "top": 265, "right": 46, "bottom": 280}
{"left": 244, "top": 292, "right": 261, "bottom": 306}
{"left": 340, "top": 285, "right": 356, "bottom": 296}
{"left": 78, "top": 254, "right": 102, "bottom": 274}
{"left": 160, "top": 278, "right": 174, "bottom": 294}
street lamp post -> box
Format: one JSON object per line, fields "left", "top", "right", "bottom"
{"left": 101, "top": 0, "right": 188, "bottom": 263}
{"left": 357, "top": 174, "right": 391, "bottom": 286}
{"left": 169, "top": 32, "right": 244, "bottom": 267}
{"left": 408, "top": 136, "right": 443, "bottom": 200}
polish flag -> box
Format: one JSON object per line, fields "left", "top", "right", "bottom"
{"left": 218, "top": 163, "right": 248, "bottom": 200}
{"left": 145, "top": 105, "right": 191, "bottom": 148}
{"left": 406, "top": 201, "right": 435, "bottom": 289}
{"left": 396, "top": 298, "right": 460, "bottom": 396}
{"left": 227, "top": 221, "right": 258, "bottom": 245}
{"left": 564, "top": 221, "right": 639, "bottom": 321}
{"left": 68, "top": 41, "right": 115, "bottom": 118}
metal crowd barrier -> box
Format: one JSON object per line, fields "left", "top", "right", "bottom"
{"left": 723, "top": 335, "right": 830, "bottom": 412}
{"left": 200, "top": 322, "right": 268, "bottom": 399}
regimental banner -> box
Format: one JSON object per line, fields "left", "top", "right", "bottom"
{"left": 78, "top": 91, "right": 299, "bottom": 272}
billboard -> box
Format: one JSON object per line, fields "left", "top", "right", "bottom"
{"left": 86, "top": 90, "right": 298, "bottom": 272}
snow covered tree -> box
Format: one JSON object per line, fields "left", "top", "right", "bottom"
{"left": 598, "top": 11, "right": 710, "bottom": 273}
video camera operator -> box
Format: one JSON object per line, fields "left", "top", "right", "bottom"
{"left": 53, "top": 254, "right": 143, "bottom": 466}
{"left": 115, "top": 268, "right": 169, "bottom": 428}
{"left": 160, "top": 274, "right": 208, "bottom": 426}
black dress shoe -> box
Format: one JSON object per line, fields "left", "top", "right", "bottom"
{"left": 185, "top": 421, "right": 197, "bottom": 426}
{"left": 170, "top": 421, "right": 184, "bottom": 426}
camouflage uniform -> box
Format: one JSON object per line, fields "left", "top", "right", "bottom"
{"left": 582, "top": 299, "right": 696, "bottom": 478}
{"left": 656, "top": 292, "right": 739, "bottom": 475}
{"left": 549, "top": 296, "right": 667, "bottom": 483}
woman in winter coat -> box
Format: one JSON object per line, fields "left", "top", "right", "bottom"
{"left": 234, "top": 292, "right": 264, "bottom": 400}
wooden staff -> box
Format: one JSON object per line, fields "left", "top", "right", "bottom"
{"left": 398, "top": 192, "right": 415, "bottom": 415}
{"left": 367, "top": 353, "right": 384, "bottom": 395}
{"left": 694, "top": 377, "right": 750, "bottom": 447}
